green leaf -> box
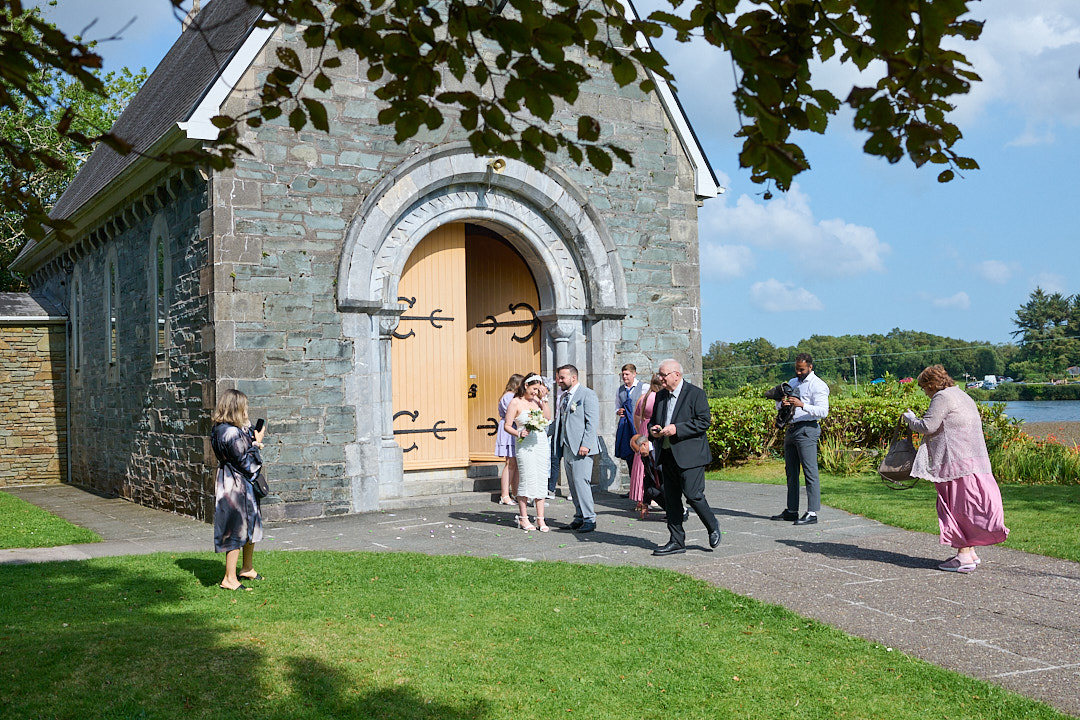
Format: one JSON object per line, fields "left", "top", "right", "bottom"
{"left": 586, "top": 145, "right": 613, "bottom": 175}
{"left": 313, "top": 72, "right": 332, "bottom": 93}
{"left": 937, "top": 169, "right": 955, "bottom": 183}
{"left": 302, "top": 98, "right": 329, "bottom": 132}
{"left": 288, "top": 107, "right": 307, "bottom": 131}
{"left": 276, "top": 46, "right": 304, "bottom": 73}
{"left": 577, "top": 116, "right": 601, "bottom": 143}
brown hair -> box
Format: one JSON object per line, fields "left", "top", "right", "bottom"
{"left": 212, "top": 388, "right": 250, "bottom": 428}
{"left": 649, "top": 373, "right": 663, "bottom": 393}
{"left": 917, "top": 365, "right": 956, "bottom": 394}
{"left": 621, "top": 363, "right": 637, "bottom": 373}
{"left": 504, "top": 373, "right": 525, "bottom": 394}
{"left": 515, "top": 373, "right": 544, "bottom": 398}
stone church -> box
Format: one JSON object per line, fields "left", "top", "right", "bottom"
{"left": 9, "top": 0, "right": 719, "bottom": 521}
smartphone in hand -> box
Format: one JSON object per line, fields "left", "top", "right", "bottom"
{"left": 254, "top": 418, "right": 265, "bottom": 433}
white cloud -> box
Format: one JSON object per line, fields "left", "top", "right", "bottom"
{"left": 932, "top": 292, "right": 972, "bottom": 310}
{"left": 1031, "top": 273, "right": 1068, "bottom": 294}
{"left": 977, "top": 260, "right": 1012, "bottom": 284}
{"left": 700, "top": 243, "right": 755, "bottom": 279}
{"left": 954, "top": 0, "right": 1080, "bottom": 140}
{"left": 699, "top": 184, "right": 889, "bottom": 277}
{"left": 749, "top": 279, "right": 823, "bottom": 313}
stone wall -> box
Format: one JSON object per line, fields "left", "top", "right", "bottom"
{"left": 0, "top": 323, "right": 67, "bottom": 485}
{"left": 204, "top": 27, "right": 704, "bottom": 520}
{"left": 32, "top": 171, "right": 214, "bottom": 518}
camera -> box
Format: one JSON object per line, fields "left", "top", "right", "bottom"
{"left": 764, "top": 383, "right": 800, "bottom": 428}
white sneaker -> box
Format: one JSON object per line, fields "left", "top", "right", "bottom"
{"left": 546, "top": 493, "right": 557, "bottom": 500}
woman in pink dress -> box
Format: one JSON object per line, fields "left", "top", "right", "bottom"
{"left": 903, "top": 365, "right": 1009, "bottom": 573}
{"left": 629, "top": 373, "right": 663, "bottom": 517}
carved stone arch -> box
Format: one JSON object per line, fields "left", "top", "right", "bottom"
{"left": 337, "top": 142, "right": 627, "bottom": 317}
{"left": 339, "top": 144, "right": 628, "bottom": 512}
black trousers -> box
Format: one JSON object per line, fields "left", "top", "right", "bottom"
{"left": 660, "top": 447, "right": 719, "bottom": 547}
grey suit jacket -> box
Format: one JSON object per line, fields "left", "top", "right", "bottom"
{"left": 555, "top": 384, "right": 599, "bottom": 456}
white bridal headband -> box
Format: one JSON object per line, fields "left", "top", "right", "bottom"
{"left": 524, "top": 374, "right": 544, "bottom": 385}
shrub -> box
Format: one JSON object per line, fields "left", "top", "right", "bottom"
{"left": 817, "top": 434, "right": 875, "bottom": 476}
{"left": 990, "top": 433, "right": 1080, "bottom": 485}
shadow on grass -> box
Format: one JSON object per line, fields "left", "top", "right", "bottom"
{"left": 777, "top": 538, "right": 939, "bottom": 569}
{"left": 0, "top": 557, "right": 491, "bottom": 720}
{"left": 176, "top": 556, "right": 225, "bottom": 587}
{"left": 272, "top": 657, "right": 487, "bottom": 720}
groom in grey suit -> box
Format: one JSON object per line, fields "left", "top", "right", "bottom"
{"left": 552, "top": 364, "right": 599, "bottom": 532}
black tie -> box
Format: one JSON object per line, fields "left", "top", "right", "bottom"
{"left": 558, "top": 392, "right": 570, "bottom": 440}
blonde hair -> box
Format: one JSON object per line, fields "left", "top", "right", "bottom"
{"left": 504, "top": 373, "right": 525, "bottom": 394}
{"left": 917, "top": 365, "right": 956, "bottom": 394}
{"left": 212, "top": 388, "right": 250, "bottom": 428}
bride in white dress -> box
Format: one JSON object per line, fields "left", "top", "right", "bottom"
{"left": 502, "top": 374, "right": 553, "bottom": 531}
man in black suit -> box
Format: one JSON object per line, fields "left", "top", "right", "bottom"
{"left": 649, "top": 359, "right": 721, "bottom": 556}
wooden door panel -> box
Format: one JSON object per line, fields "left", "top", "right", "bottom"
{"left": 465, "top": 233, "right": 541, "bottom": 462}
{"left": 392, "top": 224, "right": 469, "bottom": 469}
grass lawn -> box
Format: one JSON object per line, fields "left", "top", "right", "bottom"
{"left": 707, "top": 460, "right": 1080, "bottom": 562}
{"left": 0, "top": 490, "right": 100, "bottom": 549}
{"left": 0, "top": 551, "right": 1071, "bottom": 720}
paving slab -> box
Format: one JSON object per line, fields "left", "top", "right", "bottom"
{"left": 3, "top": 480, "right": 1078, "bottom": 717}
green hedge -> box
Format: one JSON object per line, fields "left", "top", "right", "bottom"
{"left": 706, "top": 396, "right": 1021, "bottom": 468}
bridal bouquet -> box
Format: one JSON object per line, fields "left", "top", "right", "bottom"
{"left": 518, "top": 408, "right": 550, "bottom": 442}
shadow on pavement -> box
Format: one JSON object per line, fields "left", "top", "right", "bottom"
{"left": 777, "top": 538, "right": 938, "bottom": 569}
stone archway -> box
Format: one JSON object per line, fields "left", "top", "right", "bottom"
{"left": 338, "top": 144, "right": 628, "bottom": 510}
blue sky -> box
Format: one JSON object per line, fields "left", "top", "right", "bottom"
{"left": 36, "top": 0, "right": 1080, "bottom": 350}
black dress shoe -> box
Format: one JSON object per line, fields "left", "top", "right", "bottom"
{"left": 770, "top": 509, "right": 799, "bottom": 521}
{"left": 577, "top": 521, "right": 596, "bottom": 533}
{"left": 652, "top": 542, "right": 685, "bottom": 556}
{"left": 709, "top": 528, "right": 721, "bottom": 548}
{"left": 794, "top": 513, "right": 818, "bottom": 526}
{"left": 568, "top": 519, "right": 584, "bottom": 530}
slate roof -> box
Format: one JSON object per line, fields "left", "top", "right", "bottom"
{"left": 49, "top": 0, "right": 263, "bottom": 222}
{"left": 0, "top": 292, "right": 66, "bottom": 319}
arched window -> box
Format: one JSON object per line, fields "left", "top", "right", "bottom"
{"left": 107, "top": 258, "right": 119, "bottom": 365}
{"left": 69, "top": 273, "right": 81, "bottom": 374}
{"left": 149, "top": 214, "right": 170, "bottom": 361}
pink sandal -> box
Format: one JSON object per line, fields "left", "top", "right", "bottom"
{"left": 938, "top": 556, "right": 976, "bottom": 573}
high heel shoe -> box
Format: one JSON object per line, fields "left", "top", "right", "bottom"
{"left": 516, "top": 516, "right": 535, "bottom": 531}
{"left": 635, "top": 502, "right": 648, "bottom": 520}
{"left": 536, "top": 519, "right": 550, "bottom": 532}
{"left": 498, "top": 496, "right": 514, "bottom": 505}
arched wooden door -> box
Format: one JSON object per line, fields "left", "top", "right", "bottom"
{"left": 392, "top": 224, "right": 540, "bottom": 470}
{"left": 465, "top": 228, "right": 541, "bottom": 463}
{"left": 392, "top": 225, "right": 470, "bottom": 469}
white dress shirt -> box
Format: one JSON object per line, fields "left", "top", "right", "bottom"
{"left": 788, "top": 371, "right": 829, "bottom": 423}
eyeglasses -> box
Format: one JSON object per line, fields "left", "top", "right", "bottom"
{"left": 658, "top": 370, "right": 680, "bottom": 378}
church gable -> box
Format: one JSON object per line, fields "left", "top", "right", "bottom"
{"left": 15, "top": 0, "right": 719, "bottom": 521}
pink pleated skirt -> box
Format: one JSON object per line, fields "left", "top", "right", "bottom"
{"left": 935, "top": 472, "right": 1009, "bottom": 548}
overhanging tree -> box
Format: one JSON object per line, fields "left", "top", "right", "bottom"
{"left": 2, "top": 0, "right": 984, "bottom": 249}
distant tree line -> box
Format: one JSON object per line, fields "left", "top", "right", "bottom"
{"left": 703, "top": 288, "right": 1080, "bottom": 396}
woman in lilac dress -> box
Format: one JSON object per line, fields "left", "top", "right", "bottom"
{"left": 903, "top": 365, "right": 1009, "bottom": 573}
{"left": 496, "top": 374, "right": 524, "bottom": 505}
{"left": 211, "top": 389, "right": 266, "bottom": 591}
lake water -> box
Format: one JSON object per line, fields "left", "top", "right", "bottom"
{"left": 1000, "top": 401, "right": 1080, "bottom": 423}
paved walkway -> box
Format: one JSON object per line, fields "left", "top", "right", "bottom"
{"left": 4, "top": 481, "right": 1079, "bottom": 717}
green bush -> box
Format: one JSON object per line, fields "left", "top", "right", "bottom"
{"left": 707, "top": 396, "right": 1027, "bottom": 473}
{"left": 990, "top": 433, "right": 1080, "bottom": 485}
{"left": 707, "top": 396, "right": 929, "bottom": 467}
